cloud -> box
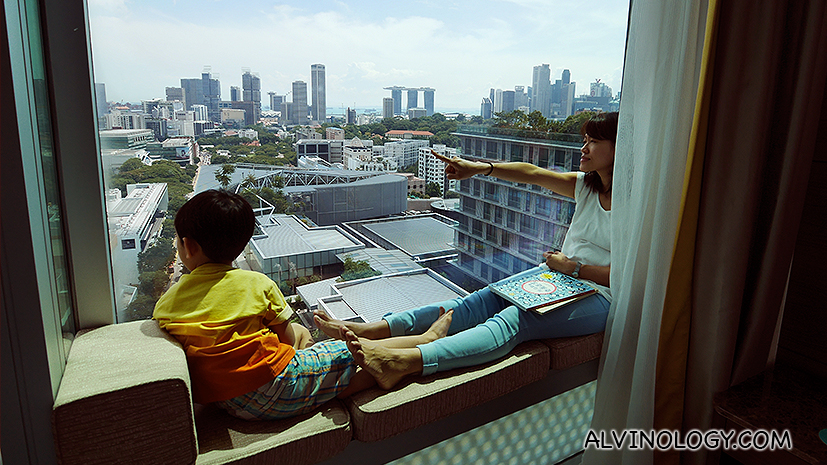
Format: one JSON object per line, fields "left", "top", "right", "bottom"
{"left": 88, "top": 0, "right": 628, "bottom": 110}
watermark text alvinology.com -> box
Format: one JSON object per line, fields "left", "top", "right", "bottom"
{"left": 584, "top": 429, "right": 792, "bottom": 452}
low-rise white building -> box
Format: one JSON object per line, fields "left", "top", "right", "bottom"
{"left": 238, "top": 128, "right": 258, "bottom": 140}
{"left": 106, "top": 183, "right": 169, "bottom": 314}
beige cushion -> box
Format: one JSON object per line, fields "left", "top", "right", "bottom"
{"left": 346, "top": 341, "right": 550, "bottom": 442}
{"left": 541, "top": 332, "right": 604, "bottom": 370}
{"left": 52, "top": 320, "right": 197, "bottom": 465}
{"left": 194, "top": 401, "right": 351, "bottom": 465}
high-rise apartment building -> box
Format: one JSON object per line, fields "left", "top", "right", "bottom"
{"left": 311, "top": 64, "right": 326, "bottom": 123}
{"left": 418, "top": 144, "right": 456, "bottom": 196}
{"left": 382, "top": 97, "right": 394, "bottom": 119}
{"left": 230, "top": 86, "right": 241, "bottom": 102}
{"left": 531, "top": 64, "right": 552, "bottom": 117}
{"left": 449, "top": 126, "right": 582, "bottom": 284}
{"left": 292, "top": 81, "right": 308, "bottom": 125}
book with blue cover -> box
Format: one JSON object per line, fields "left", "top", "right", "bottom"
{"left": 488, "top": 264, "right": 596, "bottom": 314}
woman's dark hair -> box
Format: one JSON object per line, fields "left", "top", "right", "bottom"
{"left": 174, "top": 189, "right": 255, "bottom": 263}
{"left": 580, "top": 111, "right": 619, "bottom": 193}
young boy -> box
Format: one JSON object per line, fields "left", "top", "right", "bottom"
{"left": 153, "top": 189, "right": 376, "bottom": 420}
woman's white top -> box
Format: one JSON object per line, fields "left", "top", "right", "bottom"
{"left": 560, "top": 172, "right": 612, "bottom": 301}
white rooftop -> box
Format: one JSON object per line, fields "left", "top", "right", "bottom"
{"left": 316, "top": 269, "right": 468, "bottom": 323}
{"left": 362, "top": 216, "right": 455, "bottom": 257}
{"left": 251, "top": 215, "right": 362, "bottom": 258}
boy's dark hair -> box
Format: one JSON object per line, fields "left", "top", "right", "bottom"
{"left": 174, "top": 190, "right": 255, "bottom": 263}
{"left": 580, "top": 111, "right": 619, "bottom": 193}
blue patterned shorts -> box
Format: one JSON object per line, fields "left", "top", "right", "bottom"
{"left": 215, "top": 339, "right": 357, "bottom": 420}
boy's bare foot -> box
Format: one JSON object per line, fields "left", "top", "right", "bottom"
{"left": 313, "top": 310, "right": 392, "bottom": 341}
{"left": 343, "top": 329, "right": 422, "bottom": 390}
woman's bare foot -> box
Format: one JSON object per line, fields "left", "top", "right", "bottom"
{"left": 313, "top": 310, "right": 391, "bottom": 340}
{"left": 422, "top": 308, "right": 453, "bottom": 343}
{"left": 343, "top": 329, "right": 423, "bottom": 390}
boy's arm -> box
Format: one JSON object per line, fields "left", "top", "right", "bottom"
{"left": 270, "top": 320, "right": 313, "bottom": 349}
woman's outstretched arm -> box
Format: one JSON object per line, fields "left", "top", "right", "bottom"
{"left": 431, "top": 150, "right": 577, "bottom": 199}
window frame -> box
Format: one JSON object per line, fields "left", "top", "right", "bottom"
{"left": 39, "top": 0, "right": 116, "bottom": 328}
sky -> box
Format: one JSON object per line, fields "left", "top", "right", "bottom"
{"left": 88, "top": 0, "right": 629, "bottom": 114}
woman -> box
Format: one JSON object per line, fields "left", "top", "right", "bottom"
{"left": 315, "top": 112, "right": 618, "bottom": 390}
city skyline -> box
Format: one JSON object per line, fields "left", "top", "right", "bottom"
{"left": 88, "top": 0, "right": 628, "bottom": 113}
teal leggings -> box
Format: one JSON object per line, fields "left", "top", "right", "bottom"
{"left": 384, "top": 287, "right": 609, "bottom": 375}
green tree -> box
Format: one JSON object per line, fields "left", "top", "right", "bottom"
{"left": 425, "top": 182, "right": 442, "bottom": 198}
{"left": 120, "top": 157, "right": 144, "bottom": 172}
{"left": 160, "top": 218, "right": 176, "bottom": 241}
{"left": 338, "top": 255, "right": 380, "bottom": 281}
{"left": 138, "top": 270, "right": 170, "bottom": 299}
{"left": 126, "top": 294, "right": 157, "bottom": 321}
{"left": 137, "top": 238, "right": 175, "bottom": 274}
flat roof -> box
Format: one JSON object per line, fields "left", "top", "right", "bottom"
{"left": 317, "top": 269, "right": 467, "bottom": 323}
{"left": 335, "top": 248, "right": 421, "bottom": 275}
{"left": 251, "top": 215, "right": 362, "bottom": 258}
{"left": 362, "top": 216, "right": 455, "bottom": 257}
{"left": 296, "top": 277, "right": 340, "bottom": 310}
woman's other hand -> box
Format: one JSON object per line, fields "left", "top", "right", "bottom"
{"left": 430, "top": 150, "right": 488, "bottom": 180}
{"left": 543, "top": 251, "right": 577, "bottom": 276}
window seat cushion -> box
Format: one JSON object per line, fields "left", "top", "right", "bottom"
{"left": 345, "top": 340, "right": 550, "bottom": 442}
{"left": 194, "top": 400, "right": 351, "bottom": 465}
{"left": 541, "top": 332, "right": 604, "bottom": 370}
{"left": 52, "top": 320, "right": 197, "bottom": 465}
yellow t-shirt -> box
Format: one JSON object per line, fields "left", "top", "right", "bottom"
{"left": 153, "top": 263, "right": 296, "bottom": 404}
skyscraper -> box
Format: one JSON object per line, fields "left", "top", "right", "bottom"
{"left": 269, "top": 92, "right": 284, "bottom": 111}
{"left": 292, "top": 80, "right": 308, "bottom": 125}
{"left": 407, "top": 89, "right": 418, "bottom": 110}
{"left": 423, "top": 88, "right": 435, "bottom": 116}
{"left": 531, "top": 64, "right": 552, "bottom": 117}
{"left": 201, "top": 69, "right": 221, "bottom": 121}
{"left": 382, "top": 97, "right": 394, "bottom": 119}
{"left": 481, "top": 97, "right": 493, "bottom": 119}
{"left": 230, "top": 86, "right": 241, "bottom": 102}
{"left": 95, "top": 82, "right": 107, "bottom": 128}
{"left": 241, "top": 70, "right": 261, "bottom": 125}
{"left": 242, "top": 71, "right": 261, "bottom": 103}
{"left": 165, "top": 86, "right": 185, "bottom": 107}
{"left": 502, "top": 90, "right": 516, "bottom": 113}
{"left": 180, "top": 78, "right": 202, "bottom": 109}
{"left": 182, "top": 68, "right": 220, "bottom": 120}
{"left": 311, "top": 64, "right": 326, "bottom": 122}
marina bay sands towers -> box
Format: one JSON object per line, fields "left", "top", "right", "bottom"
{"left": 383, "top": 86, "right": 436, "bottom": 117}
